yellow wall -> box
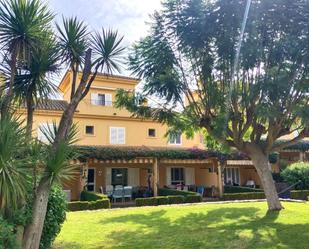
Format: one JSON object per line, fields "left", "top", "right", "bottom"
{"left": 18, "top": 71, "right": 204, "bottom": 148}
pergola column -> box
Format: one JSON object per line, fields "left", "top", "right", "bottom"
{"left": 217, "top": 161, "right": 223, "bottom": 198}
{"left": 299, "top": 151, "right": 305, "bottom": 162}
{"left": 153, "top": 158, "right": 159, "bottom": 197}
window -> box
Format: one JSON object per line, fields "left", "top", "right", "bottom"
{"left": 171, "top": 167, "right": 184, "bottom": 185}
{"left": 112, "top": 168, "right": 128, "bottom": 186}
{"left": 87, "top": 169, "right": 95, "bottom": 192}
{"left": 168, "top": 133, "right": 181, "bottom": 145}
{"left": 110, "top": 127, "right": 125, "bottom": 144}
{"left": 91, "top": 93, "right": 112, "bottom": 106}
{"left": 148, "top": 128, "right": 156, "bottom": 137}
{"left": 224, "top": 167, "right": 240, "bottom": 185}
{"left": 85, "top": 125, "right": 94, "bottom": 135}
{"left": 37, "top": 123, "right": 55, "bottom": 143}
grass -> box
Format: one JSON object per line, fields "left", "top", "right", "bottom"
{"left": 54, "top": 201, "right": 309, "bottom": 249}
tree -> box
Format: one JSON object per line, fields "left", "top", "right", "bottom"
{"left": 0, "top": 0, "right": 53, "bottom": 116}
{"left": 13, "top": 35, "right": 59, "bottom": 136}
{"left": 22, "top": 21, "right": 125, "bottom": 249}
{"left": 116, "top": 0, "right": 309, "bottom": 211}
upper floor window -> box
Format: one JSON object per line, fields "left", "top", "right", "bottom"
{"left": 91, "top": 93, "right": 112, "bottom": 106}
{"left": 148, "top": 128, "right": 156, "bottom": 137}
{"left": 168, "top": 133, "right": 182, "bottom": 145}
{"left": 110, "top": 127, "right": 125, "bottom": 144}
{"left": 85, "top": 125, "right": 94, "bottom": 135}
{"left": 37, "top": 123, "right": 55, "bottom": 143}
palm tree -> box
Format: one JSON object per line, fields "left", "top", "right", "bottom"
{"left": 0, "top": 115, "right": 30, "bottom": 218}
{"left": 0, "top": 0, "right": 53, "bottom": 116}
{"left": 56, "top": 17, "right": 88, "bottom": 100}
{"left": 23, "top": 25, "right": 125, "bottom": 249}
{"left": 13, "top": 35, "right": 60, "bottom": 136}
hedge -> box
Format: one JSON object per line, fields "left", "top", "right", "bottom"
{"left": 281, "top": 162, "right": 309, "bottom": 190}
{"left": 224, "top": 186, "right": 263, "bottom": 193}
{"left": 135, "top": 195, "right": 201, "bottom": 207}
{"left": 291, "top": 190, "right": 309, "bottom": 200}
{"left": 68, "top": 191, "right": 110, "bottom": 211}
{"left": 221, "top": 192, "right": 265, "bottom": 201}
{"left": 158, "top": 188, "right": 199, "bottom": 196}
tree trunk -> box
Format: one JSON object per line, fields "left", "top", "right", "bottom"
{"left": 26, "top": 97, "right": 34, "bottom": 138}
{"left": 22, "top": 178, "right": 51, "bottom": 249}
{"left": 246, "top": 145, "right": 283, "bottom": 211}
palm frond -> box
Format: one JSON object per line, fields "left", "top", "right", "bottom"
{"left": 92, "top": 28, "right": 125, "bottom": 74}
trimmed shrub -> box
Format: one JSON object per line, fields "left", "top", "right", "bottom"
{"left": 281, "top": 162, "right": 309, "bottom": 190}
{"left": 184, "top": 195, "right": 202, "bottom": 203}
{"left": 291, "top": 190, "right": 309, "bottom": 200}
{"left": 67, "top": 201, "right": 89, "bottom": 211}
{"left": 136, "top": 197, "right": 158, "bottom": 207}
{"left": 156, "top": 196, "right": 169, "bottom": 205}
{"left": 224, "top": 186, "right": 263, "bottom": 193}
{"left": 40, "top": 186, "right": 67, "bottom": 249}
{"left": 0, "top": 216, "right": 15, "bottom": 249}
{"left": 80, "top": 191, "right": 108, "bottom": 201}
{"left": 167, "top": 195, "right": 185, "bottom": 204}
{"left": 222, "top": 192, "right": 265, "bottom": 201}
{"left": 159, "top": 188, "right": 198, "bottom": 196}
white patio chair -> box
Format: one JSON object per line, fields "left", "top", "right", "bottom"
{"left": 115, "top": 185, "right": 123, "bottom": 189}
{"left": 105, "top": 185, "right": 114, "bottom": 197}
{"left": 112, "top": 187, "right": 124, "bottom": 203}
{"left": 123, "top": 186, "right": 133, "bottom": 201}
{"left": 183, "top": 186, "right": 189, "bottom": 191}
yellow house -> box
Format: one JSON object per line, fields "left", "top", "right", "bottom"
{"left": 18, "top": 70, "right": 308, "bottom": 201}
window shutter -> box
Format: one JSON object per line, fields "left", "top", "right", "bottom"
{"left": 166, "top": 167, "right": 171, "bottom": 186}
{"left": 105, "top": 167, "right": 111, "bottom": 186}
{"left": 105, "top": 93, "right": 112, "bottom": 106}
{"left": 91, "top": 93, "right": 98, "bottom": 105}
{"left": 110, "top": 128, "right": 117, "bottom": 144}
{"left": 128, "top": 168, "right": 140, "bottom": 187}
{"left": 117, "top": 128, "right": 125, "bottom": 144}
{"left": 185, "top": 167, "right": 195, "bottom": 185}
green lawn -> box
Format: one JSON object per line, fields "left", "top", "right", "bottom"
{"left": 54, "top": 202, "right": 309, "bottom": 249}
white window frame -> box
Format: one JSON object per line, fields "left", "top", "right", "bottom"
{"left": 224, "top": 167, "right": 240, "bottom": 185}
{"left": 87, "top": 168, "right": 96, "bottom": 192}
{"left": 171, "top": 167, "right": 185, "bottom": 185}
{"left": 168, "top": 133, "right": 182, "bottom": 145}
{"left": 91, "top": 93, "right": 112, "bottom": 106}
{"left": 37, "top": 123, "right": 55, "bottom": 143}
{"left": 109, "top": 127, "right": 126, "bottom": 145}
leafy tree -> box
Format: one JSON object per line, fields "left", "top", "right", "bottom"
{"left": 116, "top": 0, "right": 309, "bottom": 211}
{"left": 0, "top": 0, "right": 53, "bottom": 116}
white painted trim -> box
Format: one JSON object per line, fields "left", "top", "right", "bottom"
{"left": 109, "top": 127, "right": 126, "bottom": 145}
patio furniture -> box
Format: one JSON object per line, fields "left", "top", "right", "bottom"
{"left": 105, "top": 185, "right": 114, "bottom": 197}
{"left": 183, "top": 186, "right": 189, "bottom": 191}
{"left": 123, "top": 186, "right": 133, "bottom": 201}
{"left": 197, "top": 186, "right": 205, "bottom": 197}
{"left": 112, "top": 187, "right": 124, "bottom": 203}
{"left": 176, "top": 184, "right": 182, "bottom": 191}
{"left": 245, "top": 180, "right": 256, "bottom": 188}
{"left": 115, "top": 185, "right": 123, "bottom": 189}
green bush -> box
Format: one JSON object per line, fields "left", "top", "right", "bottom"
{"left": 159, "top": 188, "right": 198, "bottom": 196}
{"left": 156, "top": 196, "right": 169, "bottom": 205}
{"left": 291, "top": 190, "right": 309, "bottom": 200}
{"left": 184, "top": 195, "right": 202, "bottom": 203}
{"left": 281, "top": 162, "right": 309, "bottom": 190}
{"left": 224, "top": 186, "right": 263, "bottom": 193}
{"left": 40, "top": 186, "right": 67, "bottom": 249}
{"left": 136, "top": 197, "right": 158, "bottom": 207}
{"left": 222, "top": 192, "right": 265, "bottom": 201}
{"left": 167, "top": 195, "right": 185, "bottom": 204}
{"left": 80, "top": 191, "right": 108, "bottom": 201}
{"left": 0, "top": 216, "right": 15, "bottom": 249}
{"left": 67, "top": 201, "right": 89, "bottom": 211}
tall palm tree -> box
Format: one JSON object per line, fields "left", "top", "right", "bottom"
{"left": 13, "top": 35, "right": 60, "bottom": 136}
{"left": 23, "top": 26, "right": 125, "bottom": 249}
{"left": 56, "top": 17, "right": 88, "bottom": 100}
{"left": 0, "top": 0, "right": 53, "bottom": 116}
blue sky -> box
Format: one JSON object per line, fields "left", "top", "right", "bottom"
{"left": 49, "top": 0, "right": 162, "bottom": 78}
